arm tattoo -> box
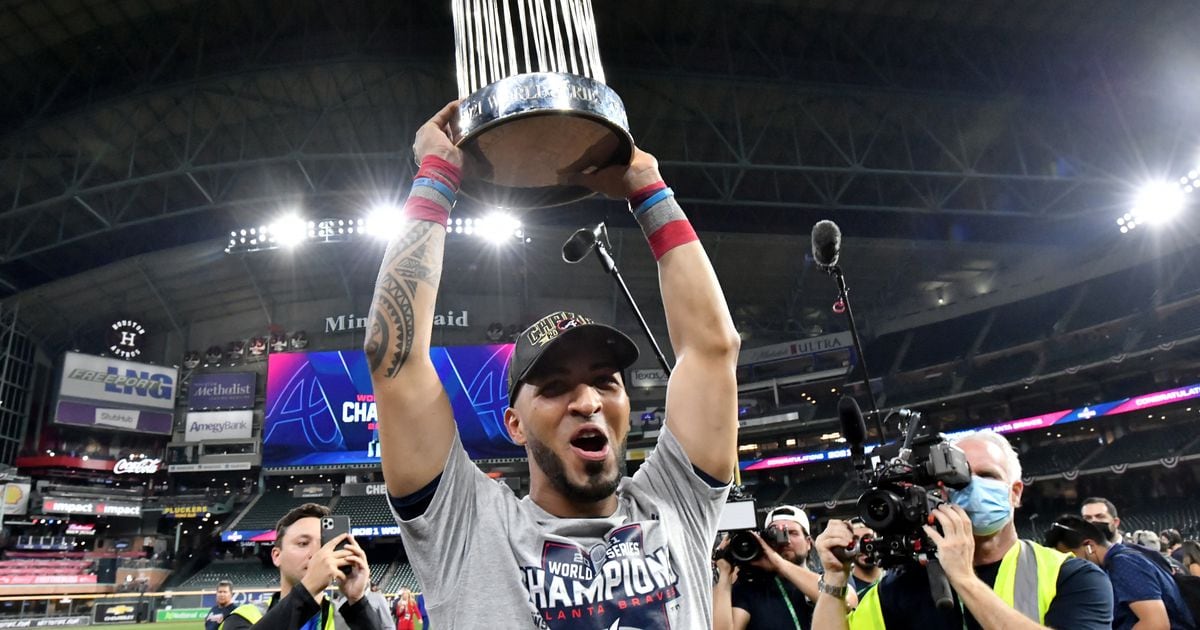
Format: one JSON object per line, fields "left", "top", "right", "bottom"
{"left": 365, "top": 221, "right": 442, "bottom": 378}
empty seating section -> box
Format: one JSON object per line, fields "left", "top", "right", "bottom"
{"left": 899, "top": 313, "right": 988, "bottom": 371}
{"left": 865, "top": 333, "right": 907, "bottom": 375}
{"left": 1088, "top": 425, "right": 1200, "bottom": 468}
{"left": 1147, "top": 302, "right": 1200, "bottom": 342}
{"left": 237, "top": 492, "right": 330, "bottom": 530}
{"left": 1042, "top": 329, "right": 1124, "bottom": 374}
{"left": 383, "top": 563, "right": 420, "bottom": 593}
{"left": 964, "top": 351, "right": 1038, "bottom": 390}
{"left": 784, "top": 473, "right": 851, "bottom": 507}
{"left": 0, "top": 559, "right": 92, "bottom": 579}
{"left": 978, "top": 289, "right": 1073, "bottom": 352}
{"left": 1121, "top": 505, "right": 1200, "bottom": 540}
{"left": 333, "top": 495, "right": 394, "bottom": 526}
{"left": 1068, "top": 267, "right": 1153, "bottom": 331}
{"left": 369, "top": 563, "right": 388, "bottom": 586}
{"left": 180, "top": 561, "right": 279, "bottom": 589}
{"left": 1020, "top": 440, "right": 1101, "bottom": 477}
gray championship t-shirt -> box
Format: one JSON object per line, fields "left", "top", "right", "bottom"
{"left": 392, "top": 424, "right": 729, "bottom": 629}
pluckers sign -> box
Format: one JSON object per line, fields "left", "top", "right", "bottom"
{"left": 324, "top": 310, "right": 470, "bottom": 333}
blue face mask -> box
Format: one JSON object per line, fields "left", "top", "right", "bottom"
{"left": 949, "top": 475, "right": 1013, "bottom": 536}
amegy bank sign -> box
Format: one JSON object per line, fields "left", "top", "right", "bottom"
{"left": 324, "top": 310, "right": 470, "bottom": 333}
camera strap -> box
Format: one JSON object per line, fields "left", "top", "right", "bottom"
{"left": 773, "top": 577, "right": 802, "bottom": 630}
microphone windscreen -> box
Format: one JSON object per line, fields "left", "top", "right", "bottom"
{"left": 562, "top": 228, "right": 597, "bottom": 263}
{"left": 838, "top": 395, "right": 867, "bottom": 446}
{"left": 811, "top": 220, "right": 842, "bottom": 267}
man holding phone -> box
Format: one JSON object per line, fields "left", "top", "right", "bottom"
{"left": 220, "top": 503, "right": 382, "bottom": 630}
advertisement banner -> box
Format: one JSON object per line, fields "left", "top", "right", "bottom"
{"left": 199, "top": 591, "right": 274, "bottom": 608}
{"left": 630, "top": 368, "right": 669, "bottom": 389}
{"left": 351, "top": 524, "right": 402, "bottom": 537}
{"left": 42, "top": 497, "right": 141, "bottom": 517}
{"left": 94, "top": 603, "right": 149, "bottom": 624}
{"left": 292, "top": 484, "right": 332, "bottom": 498}
{"left": 0, "top": 617, "right": 89, "bottom": 628}
{"left": 220, "top": 529, "right": 275, "bottom": 543}
{"left": 58, "top": 352, "right": 177, "bottom": 410}
{"left": 188, "top": 372, "right": 257, "bottom": 410}
{"left": 156, "top": 609, "right": 209, "bottom": 622}
{"left": 339, "top": 482, "right": 389, "bottom": 497}
{"left": 184, "top": 410, "right": 254, "bottom": 442}
{"left": 737, "top": 332, "right": 852, "bottom": 366}
{"left": 0, "top": 574, "right": 97, "bottom": 585}
{"left": 161, "top": 505, "right": 211, "bottom": 518}
{"left": 263, "top": 346, "right": 521, "bottom": 467}
{"left": 54, "top": 400, "right": 173, "bottom": 435}
{"left": 167, "top": 461, "right": 253, "bottom": 473}
{"left": 2, "top": 482, "right": 30, "bottom": 516}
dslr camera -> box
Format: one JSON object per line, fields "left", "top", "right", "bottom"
{"left": 713, "top": 488, "right": 790, "bottom": 565}
{"left": 847, "top": 410, "right": 971, "bottom": 569}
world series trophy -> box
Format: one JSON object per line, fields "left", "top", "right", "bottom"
{"left": 451, "top": 0, "right": 632, "bottom": 208}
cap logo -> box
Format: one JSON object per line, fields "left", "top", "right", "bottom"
{"left": 525, "top": 311, "right": 593, "bottom": 348}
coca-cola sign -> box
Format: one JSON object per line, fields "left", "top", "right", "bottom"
{"left": 113, "top": 457, "right": 162, "bottom": 475}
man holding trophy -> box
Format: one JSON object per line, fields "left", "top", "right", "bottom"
{"left": 367, "top": 4, "right": 740, "bottom": 628}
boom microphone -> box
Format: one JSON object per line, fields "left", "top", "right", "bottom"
{"left": 811, "top": 220, "right": 842, "bottom": 269}
{"left": 838, "top": 396, "right": 867, "bottom": 451}
{"left": 562, "top": 223, "right": 605, "bottom": 263}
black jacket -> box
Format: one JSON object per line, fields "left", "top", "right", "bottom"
{"left": 220, "top": 586, "right": 381, "bottom": 630}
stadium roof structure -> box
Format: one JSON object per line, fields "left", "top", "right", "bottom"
{"left": 0, "top": 0, "right": 1196, "bottom": 346}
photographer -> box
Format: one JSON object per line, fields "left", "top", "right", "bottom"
{"left": 714, "top": 505, "right": 858, "bottom": 629}
{"left": 220, "top": 503, "right": 381, "bottom": 630}
{"left": 811, "top": 431, "right": 1113, "bottom": 629}
{"left": 846, "top": 519, "right": 885, "bottom": 598}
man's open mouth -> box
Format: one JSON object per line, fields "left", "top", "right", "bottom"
{"left": 569, "top": 427, "right": 610, "bottom": 461}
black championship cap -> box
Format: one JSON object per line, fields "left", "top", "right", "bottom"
{"left": 507, "top": 311, "right": 640, "bottom": 404}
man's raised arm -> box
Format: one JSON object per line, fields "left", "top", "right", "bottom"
{"left": 577, "top": 150, "right": 741, "bottom": 482}
{"left": 365, "top": 101, "right": 463, "bottom": 498}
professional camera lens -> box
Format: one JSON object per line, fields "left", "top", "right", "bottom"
{"left": 858, "top": 489, "right": 903, "bottom": 532}
{"left": 726, "top": 531, "right": 762, "bottom": 564}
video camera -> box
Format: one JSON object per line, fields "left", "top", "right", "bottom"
{"left": 714, "top": 488, "right": 790, "bottom": 565}
{"left": 853, "top": 428, "right": 971, "bottom": 568}
{"left": 839, "top": 397, "right": 971, "bottom": 608}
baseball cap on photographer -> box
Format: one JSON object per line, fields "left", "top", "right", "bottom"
{"left": 766, "top": 505, "right": 810, "bottom": 535}
{"left": 507, "top": 311, "right": 640, "bottom": 404}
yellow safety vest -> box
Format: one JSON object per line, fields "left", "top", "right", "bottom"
{"left": 218, "top": 593, "right": 337, "bottom": 630}
{"left": 848, "top": 540, "right": 1069, "bottom": 629}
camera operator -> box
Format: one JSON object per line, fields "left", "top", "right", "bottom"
{"left": 714, "top": 505, "right": 858, "bottom": 630}
{"left": 811, "top": 431, "right": 1113, "bottom": 629}
{"left": 846, "top": 519, "right": 885, "bottom": 598}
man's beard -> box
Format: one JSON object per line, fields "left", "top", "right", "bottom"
{"left": 528, "top": 433, "right": 623, "bottom": 504}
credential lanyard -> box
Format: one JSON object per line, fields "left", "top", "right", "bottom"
{"left": 774, "top": 576, "right": 802, "bottom": 630}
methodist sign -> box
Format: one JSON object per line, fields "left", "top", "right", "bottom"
{"left": 188, "top": 372, "right": 256, "bottom": 410}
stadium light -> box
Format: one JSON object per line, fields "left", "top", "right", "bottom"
{"left": 476, "top": 212, "right": 523, "bottom": 245}
{"left": 1121, "top": 181, "right": 1186, "bottom": 234}
{"left": 271, "top": 214, "right": 308, "bottom": 248}
{"left": 365, "top": 204, "right": 403, "bottom": 240}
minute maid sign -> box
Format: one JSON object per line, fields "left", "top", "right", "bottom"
{"left": 325, "top": 310, "right": 469, "bottom": 333}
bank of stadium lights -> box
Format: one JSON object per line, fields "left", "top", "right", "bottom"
{"left": 1118, "top": 180, "right": 1187, "bottom": 234}
{"left": 226, "top": 211, "right": 525, "bottom": 253}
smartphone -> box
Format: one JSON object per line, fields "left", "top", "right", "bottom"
{"left": 320, "top": 515, "right": 352, "bottom": 552}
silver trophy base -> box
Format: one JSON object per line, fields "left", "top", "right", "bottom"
{"left": 457, "top": 72, "right": 633, "bottom": 209}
